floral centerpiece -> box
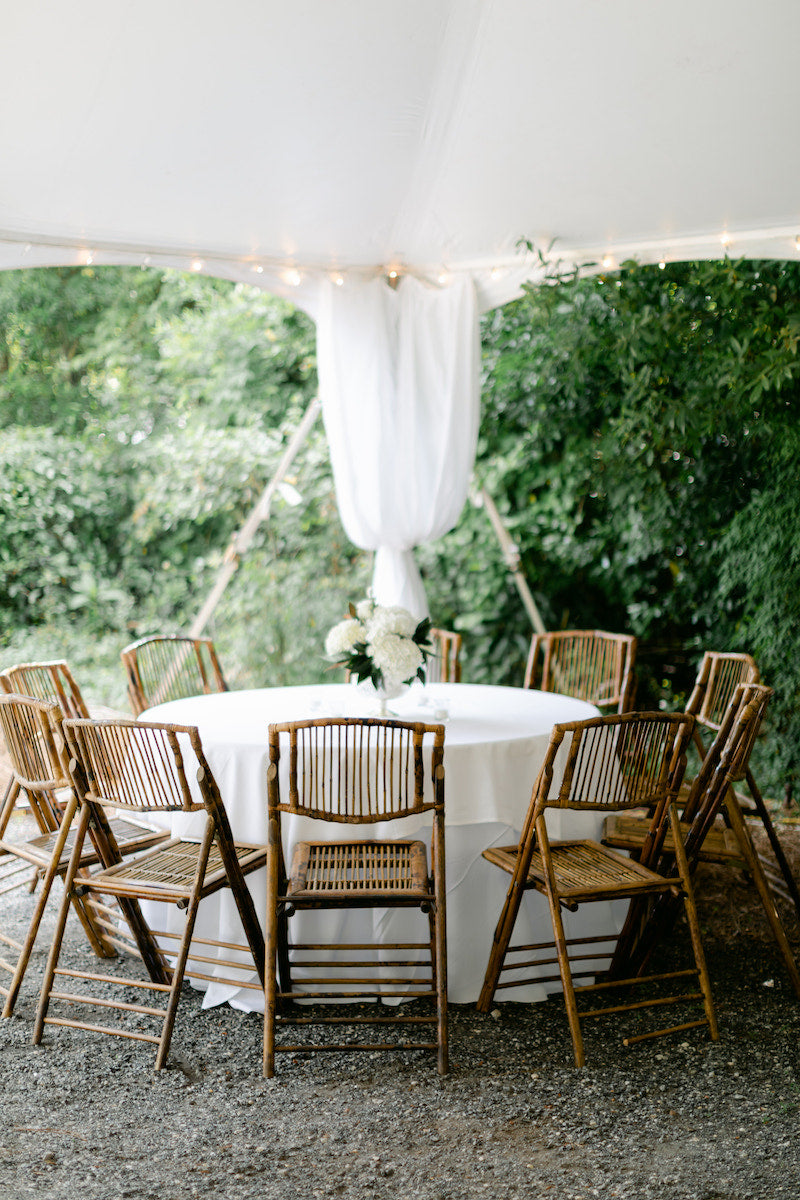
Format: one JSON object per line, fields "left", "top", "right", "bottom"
{"left": 325, "top": 596, "right": 432, "bottom": 702}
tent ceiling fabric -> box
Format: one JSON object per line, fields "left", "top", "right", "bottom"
{"left": 2, "top": 0, "right": 799, "bottom": 294}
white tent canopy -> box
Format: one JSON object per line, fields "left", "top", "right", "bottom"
{"left": 3, "top": 1, "right": 799, "bottom": 611}
{"left": 3, "top": 1, "right": 798, "bottom": 283}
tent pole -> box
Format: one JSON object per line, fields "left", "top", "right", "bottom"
{"left": 478, "top": 486, "right": 547, "bottom": 636}
{"left": 190, "top": 396, "right": 322, "bottom": 639}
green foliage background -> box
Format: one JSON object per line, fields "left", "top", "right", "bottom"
{"left": 1, "top": 259, "right": 798, "bottom": 797}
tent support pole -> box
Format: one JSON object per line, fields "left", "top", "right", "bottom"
{"left": 190, "top": 395, "right": 322, "bottom": 639}
{"left": 479, "top": 487, "right": 547, "bottom": 636}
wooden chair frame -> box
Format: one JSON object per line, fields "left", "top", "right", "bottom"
{"left": 33, "top": 719, "right": 265, "bottom": 1069}
{"left": 121, "top": 634, "right": 229, "bottom": 716}
{"left": 427, "top": 628, "right": 462, "bottom": 684}
{"left": 605, "top": 683, "right": 800, "bottom": 997}
{"left": 0, "top": 695, "right": 162, "bottom": 1015}
{"left": 477, "top": 711, "right": 717, "bottom": 1066}
{"left": 685, "top": 651, "right": 800, "bottom": 922}
{"left": 264, "top": 717, "right": 447, "bottom": 1076}
{"left": 524, "top": 629, "right": 637, "bottom": 713}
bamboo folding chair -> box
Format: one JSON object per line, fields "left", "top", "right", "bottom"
{"left": 33, "top": 719, "right": 266, "bottom": 1069}
{"left": 426, "top": 629, "right": 462, "bottom": 684}
{"left": 121, "top": 635, "right": 229, "bottom": 716}
{"left": 1, "top": 661, "right": 92, "bottom": 894}
{"left": 476, "top": 711, "right": 717, "bottom": 1067}
{"left": 0, "top": 695, "right": 164, "bottom": 1016}
{"left": 0, "top": 660, "right": 90, "bottom": 720}
{"left": 0, "top": 659, "right": 91, "bottom": 843}
{"left": 523, "top": 630, "right": 637, "bottom": 713}
{"left": 0, "top": 659, "right": 165, "bottom": 902}
{"left": 264, "top": 717, "right": 447, "bottom": 1077}
{"left": 684, "top": 651, "right": 800, "bottom": 922}
{"left": 604, "top": 683, "right": 800, "bottom": 997}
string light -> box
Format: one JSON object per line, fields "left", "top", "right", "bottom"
{"left": 10, "top": 224, "right": 800, "bottom": 285}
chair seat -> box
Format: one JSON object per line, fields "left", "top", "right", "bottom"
{"left": 288, "top": 839, "right": 430, "bottom": 900}
{"left": 483, "top": 838, "right": 679, "bottom": 901}
{"left": 603, "top": 812, "right": 741, "bottom": 862}
{"left": 89, "top": 837, "right": 266, "bottom": 899}
{"left": 21, "top": 817, "right": 167, "bottom": 869}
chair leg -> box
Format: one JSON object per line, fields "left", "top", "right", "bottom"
{"left": 477, "top": 875, "right": 530, "bottom": 1013}
{"left": 724, "top": 796, "right": 800, "bottom": 998}
{"left": 154, "top": 823, "right": 219, "bottom": 1070}
{"left": 430, "top": 817, "right": 449, "bottom": 1076}
{"left": 742, "top": 770, "right": 800, "bottom": 922}
{"left": 669, "top": 806, "right": 718, "bottom": 1041}
{"left": 33, "top": 803, "right": 92, "bottom": 1044}
{"left": 154, "top": 893, "right": 200, "bottom": 1071}
{"left": 426, "top": 901, "right": 437, "bottom": 998}
{"left": 433, "top": 893, "right": 448, "bottom": 1076}
{"left": 263, "top": 820, "right": 281, "bottom": 1078}
{"left": 541, "top": 877, "right": 586, "bottom": 1068}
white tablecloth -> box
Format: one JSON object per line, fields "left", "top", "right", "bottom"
{"left": 141, "top": 683, "right": 625, "bottom": 1009}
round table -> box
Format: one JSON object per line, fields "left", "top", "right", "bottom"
{"left": 141, "top": 682, "right": 624, "bottom": 1009}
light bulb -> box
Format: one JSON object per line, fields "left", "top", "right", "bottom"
{"left": 191, "top": 259, "right": 204, "bottom": 272}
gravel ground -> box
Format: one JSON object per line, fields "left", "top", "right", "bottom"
{"left": 1, "top": 816, "right": 799, "bottom": 1200}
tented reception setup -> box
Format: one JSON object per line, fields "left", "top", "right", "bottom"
{"left": 2, "top": 1, "right": 800, "bottom": 613}
{"left": 4, "top": 4, "right": 800, "bottom": 1087}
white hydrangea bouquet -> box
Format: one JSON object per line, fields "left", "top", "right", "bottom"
{"left": 325, "top": 596, "right": 432, "bottom": 698}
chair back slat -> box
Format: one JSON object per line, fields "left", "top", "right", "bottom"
{"left": 63, "top": 719, "right": 204, "bottom": 812}
{"left": 524, "top": 630, "right": 637, "bottom": 712}
{"left": 121, "top": 635, "right": 228, "bottom": 715}
{"left": 268, "top": 718, "right": 444, "bottom": 824}
{"left": 426, "top": 629, "right": 462, "bottom": 684}
{"left": 686, "top": 651, "right": 760, "bottom": 732}
{"left": 0, "top": 660, "right": 89, "bottom": 719}
{"left": 540, "top": 712, "right": 691, "bottom": 816}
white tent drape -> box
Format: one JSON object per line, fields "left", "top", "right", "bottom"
{"left": 317, "top": 275, "right": 480, "bottom": 617}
